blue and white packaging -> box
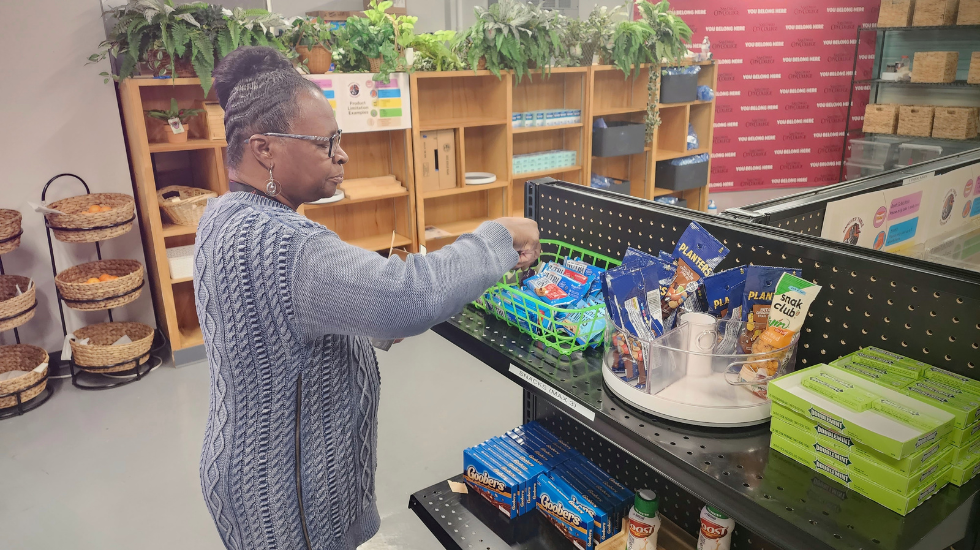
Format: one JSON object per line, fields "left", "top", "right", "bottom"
{"left": 536, "top": 474, "right": 595, "bottom": 549}
{"left": 463, "top": 447, "right": 520, "bottom": 518}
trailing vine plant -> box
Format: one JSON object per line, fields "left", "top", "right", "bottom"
{"left": 637, "top": 0, "right": 692, "bottom": 141}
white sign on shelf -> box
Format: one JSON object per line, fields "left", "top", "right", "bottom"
{"left": 508, "top": 364, "right": 596, "bottom": 422}
{"left": 305, "top": 73, "right": 412, "bottom": 134}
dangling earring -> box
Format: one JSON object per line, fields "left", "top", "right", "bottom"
{"left": 265, "top": 165, "right": 281, "bottom": 197}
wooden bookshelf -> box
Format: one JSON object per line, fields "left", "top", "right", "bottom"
{"left": 119, "top": 78, "right": 417, "bottom": 357}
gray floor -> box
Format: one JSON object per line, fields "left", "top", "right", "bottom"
{"left": 0, "top": 331, "right": 522, "bottom": 549}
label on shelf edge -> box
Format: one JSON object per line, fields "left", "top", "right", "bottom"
{"left": 903, "top": 172, "right": 934, "bottom": 186}
{"left": 508, "top": 364, "right": 596, "bottom": 422}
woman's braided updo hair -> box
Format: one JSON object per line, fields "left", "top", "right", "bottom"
{"left": 214, "top": 46, "right": 323, "bottom": 167}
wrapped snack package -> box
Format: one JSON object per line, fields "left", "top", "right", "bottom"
{"left": 699, "top": 266, "right": 747, "bottom": 318}
{"left": 737, "top": 266, "right": 801, "bottom": 353}
{"left": 740, "top": 273, "right": 821, "bottom": 398}
{"left": 661, "top": 223, "right": 729, "bottom": 321}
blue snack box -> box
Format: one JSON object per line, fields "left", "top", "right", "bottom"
{"left": 512, "top": 424, "right": 574, "bottom": 465}
{"left": 505, "top": 429, "right": 563, "bottom": 468}
{"left": 463, "top": 447, "right": 520, "bottom": 518}
{"left": 547, "top": 470, "right": 610, "bottom": 543}
{"left": 557, "top": 459, "right": 624, "bottom": 528}
{"left": 536, "top": 474, "right": 595, "bottom": 549}
{"left": 487, "top": 437, "right": 547, "bottom": 514}
{"left": 474, "top": 443, "right": 527, "bottom": 516}
{"left": 480, "top": 441, "right": 534, "bottom": 515}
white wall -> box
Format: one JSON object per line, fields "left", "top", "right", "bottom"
{"left": 0, "top": 0, "right": 155, "bottom": 352}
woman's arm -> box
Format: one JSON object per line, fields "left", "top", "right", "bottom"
{"left": 292, "top": 221, "right": 521, "bottom": 341}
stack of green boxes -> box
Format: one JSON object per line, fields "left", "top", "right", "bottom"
{"left": 830, "top": 347, "right": 980, "bottom": 487}
{"left": 769, "top": 364, "right": 957, "bottom": 515}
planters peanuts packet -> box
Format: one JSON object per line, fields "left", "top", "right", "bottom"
{"left": 662, "top": 222, "right": 729, "bottom": 319}
{"left": 738, "top": 266, "right": 801, "bottom": 353}
{"left": 699, "top": 266, "right": 748, "bottom": 318}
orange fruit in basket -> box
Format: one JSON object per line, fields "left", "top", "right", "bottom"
{"left": 99, "top": 205, "right": 112, "bottom": 212}
{"left": 86, "top": 205, "right": 101, "bottom": 214}
{"left": 85, "top": 277, "right": 101, "bottom": 284}
{"left": 98, "top": 273, "right": 114, "bottom": 282}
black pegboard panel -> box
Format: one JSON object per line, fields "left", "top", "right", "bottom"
{"left": 769, "top": 209, "right": 824, "bottom": 236}
{"left": 531, "top": 182, "right": 980, "bottom": 381}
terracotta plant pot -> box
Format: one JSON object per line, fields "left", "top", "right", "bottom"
{"left": 164, "top": 128, "right": 189, "bottom": 144}
{"left": 296, "top": 44, "right": 333, "bottom": 74}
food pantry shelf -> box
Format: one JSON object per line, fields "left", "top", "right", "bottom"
{"left": 423, "top": 180, "right": 509, "bottom": 199}
{"left": 431, "top": 306, "right": 980, "bottom": 550}
{"left": 426, "top": 218, "right": 491, "bottom": 240}
{"left": 512, "top": 166, "right": 582, "bottom": 180}
{"left": 161, "top": 222, "right": 198, "bottom": 238}
{"left": 419, "top": 118, "right": 509, "bottom": 131}
{"left": 512, "top": 123, "right": 584, "bottom": 134}
{"left": 347, "top": 232, "right": 412, "bottom": 252}
{"left": 148, "top": 139, "right": 227, "bottom": 153}
{"left": 657, "top": 147, "right": 709, "bottom": 161}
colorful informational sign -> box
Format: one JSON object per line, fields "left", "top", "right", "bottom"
{"left": 636, "top": 0, "right": 879, "bottom": 191}
{"left": 305, "top": 72, "right": 411, "bottom": 133}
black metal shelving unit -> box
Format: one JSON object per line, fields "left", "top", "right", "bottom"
{"left": 838, "top": 23, "right": 980, "bottom": 181}
{"left": 410, "top": 179, "right": 980, "bottom": 550}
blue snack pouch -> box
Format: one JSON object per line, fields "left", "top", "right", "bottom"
{"left": 699, "top": 266, "right": 748, "bottom": 318}
{"left": 662, "top": 222, "right": 729, "bottom": 319}
{"left": 603, "top": 267, "right": 658, "bottom": 341}
{"left": 738, "top": 266, "right": 801, "bottom": 352}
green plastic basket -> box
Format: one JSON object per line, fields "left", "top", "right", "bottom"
{"left": 475, "top": 240, "right": 621, "bottom": 355}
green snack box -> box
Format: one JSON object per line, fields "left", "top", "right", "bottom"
{"left": 950, "top": 455, "right": 980, "bottom": 487}
{"left": 951, "top": 437, "right": 980, "bottom": 465}
{"left": 904, "top": 382, "right": 980, "bottom": 429}
{"left": 771, "top": 404, "right": 949, "bottom": 475}
{"left": 801, "top": 375, "right": 876, "bottom": 411}
{"left": 769, "top": 365, "right": 954, "bottom": 459}
{"left": 829, "top": 358, "right": 916, "bottom": 390}
{"left": 925, "top": 367, "right": 980, "bottom": 395}
{"left": 771, "top": 416, "right": 951, "bottom": 494}
{"left": 848, "top": 350, "right": 927, "bottom": 380}
{"left": 861, "top": 347, "right": 932, "bottom": 377}
{"left": 771, "top": 432, "right": 950, "bottom": 515}
{"left": 950, "top": 419, "right": 980, "bottom": 448}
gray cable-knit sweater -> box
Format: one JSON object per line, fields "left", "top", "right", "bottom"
{"left": 193, "top": 192, "right": 518, "bottom": 550}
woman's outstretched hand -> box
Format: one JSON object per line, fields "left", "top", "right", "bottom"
{"left": 494, "top": 217, "right": 542, "bottom": 269}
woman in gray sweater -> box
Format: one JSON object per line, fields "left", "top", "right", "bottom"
{"left": 194, "top": 47, "right": 540, "bottom": 550}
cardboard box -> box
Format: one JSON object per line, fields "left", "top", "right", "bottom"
{"left": 769, "top": 364, "right": 955, "bottom": 459}
{"left": 879, "top": 0, "right": 916, "bottom": 26}
{"left": 771, "top": 432, "right": 951, "bottom": 515}
{"left": 950, "top": 454, "right": 980, "bottom": 486}
{"left": 912, "top": 0, "right": 960, "bottom": 25}
{"left": 418, "top": 131, "right": 440, "bottom": 193}
{"left": 434, "top": 129, "right": 457, "bottom": 190}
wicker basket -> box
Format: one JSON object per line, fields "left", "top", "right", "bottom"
{"left": 297, "top": 45, "right": 333, "bottom": 74}
{"left": 913, "top": 0, "right": 959, "bottom": 25}
{"left": 0, "top": 209, "right": 22, "bottom": 255}
{"left": 958, "top": 0, "right": 980, "bottom": 23}
{"left": 55, "top": 259, "right": 144, "bottom": 311}
{"left": 70, "top": 322, "right": 154, "bottom": 373}
{"left": 0, "top": 275, "right": 36, "bottom": 332}
{"left": 933, "top": 107, "right": 979, "bottom": 139}
{"left": 898, "top": 105, "right": 936, "bottom": 136}
{"left": 879, "top": 0, "right": 916, "bottom": 26}
{"left": 369, "top": 57, "right": 383, "bottom": 73}
{"left": 44, "top": 193, "right": 135, "bottom": 243}
{"left": 158, "top": 186, "right": 217, "bottom": 226}
{"left": 0, "top": 345, "right": 48, "bottom": 409}
{"left": 863, "top": 104, "right": 902, "bottom": 134}
{"left": 912, "top": 51, "right": 959, "bottom": 83}
{"left": 969, "top": 52, "right": 980, "bottom": 84}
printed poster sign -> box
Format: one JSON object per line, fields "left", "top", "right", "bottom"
{"left": 306, "top": 73, "right": 411, "bottom": 133}
{"left": 638, "top": 0, "right": 879, "bottom": 191}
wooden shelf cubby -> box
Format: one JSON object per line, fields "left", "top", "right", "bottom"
{"left": 120, "top": 78, "right": 417, "bottom": 356}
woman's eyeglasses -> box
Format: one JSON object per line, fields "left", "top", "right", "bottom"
{"left": 245, "top": 130, "right": 343, "bottom": 157}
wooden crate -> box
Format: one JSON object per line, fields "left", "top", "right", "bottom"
{"left": 898, "top": 105, "right": 936, "bottom": 136}
{"left": 911, "top": 51, "right": 959, "bottom": 82}
{"left": 879, "top": 0, "right": 916, "bottom": 26}
{"left": 969, "top": 52, "right": 980, "bottom": 84}
{"left": 958, "top": 0, "right": 980, "bottom": 24}
{"left": 912, "top": 0, "right": 959, "bottom": 25}
{"left": 863, "top": 104, "right": 902, "bottom": 133}
{"left": 202, "top": 103, "right": 225, "bottom": 140}
{"left": 933, "top": 106, "right": 979, "bottom": 139}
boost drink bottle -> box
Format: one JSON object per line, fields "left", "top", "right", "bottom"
{"left": 697, "top": 504, "right": 735, "bottom": 550}
{"left": 626, "top": 489, "right": 661, "bottom": 550}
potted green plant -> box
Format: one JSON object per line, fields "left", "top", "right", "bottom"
{"left": 345, "top": 0, "right": 416, "bottom": 82}
{"left": 145, "top": 98, "right": 206, "bottom": 144}
{"left": 89, "top": 0, "right": 218, "bottom": 95}
{"left": 523, "top": 6, "right": 567, "bottom": 72}
{"left": 454, "top": 0, "right": 533, "bottom": 81}
{"left": 285, "top": 17, "right": 333, "bottom": 74}
{"left": 581, "top": 5, "right": 624, "bottom": 67}
{"left": 329, "top": 25, "right": 369, "bottom": 73}
{"left": 404, "top": 31, "right": 461, "bottom": 72}
{"left": 637, "top": 0, "right": 692, "bottom": 140}
{"left": 609, "top": 18, "right": 656, "bottom": 79}
{"left": 215, "top": 7, "right": 289, "bottom": 57}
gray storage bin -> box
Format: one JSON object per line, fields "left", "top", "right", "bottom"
{"left": 660, "top": 73, "right": 698, "bottom": 103}
{"left": 844, "top": 160, "right": 886, "bottom": 181}
{"left": 592, "top": 122, "right": 646, "bottom": 157}
{"left": 605, "top": 177, "right": 631, "bottom": 195}
{"left": 655, "top": 159, "right": 709, "bottom": 191}
{"left": 896, "top": 144, "right": 943, "bottom": 167}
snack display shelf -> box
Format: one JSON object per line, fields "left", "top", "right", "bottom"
{"left": 428, "top": 307, "right": 980, "bottom": 550}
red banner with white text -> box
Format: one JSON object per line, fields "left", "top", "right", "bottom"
{"left": 642, "top": 0, "right": 881, "bottom": 191}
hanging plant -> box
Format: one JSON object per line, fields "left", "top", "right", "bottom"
{"left": 637, "top": 0, "right": 692, "bottom": 141}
